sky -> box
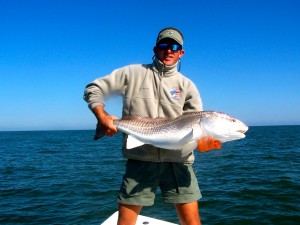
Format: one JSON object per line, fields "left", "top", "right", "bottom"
{"left": 0, "top": 0, "right": 299, "bottom": 131}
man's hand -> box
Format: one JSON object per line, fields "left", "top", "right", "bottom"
{"left": 92, "top": 105, "right": 118, "bottom": 139}
{"left": 197, "top": 137, "right": 222, "bottom": 152}
{"left": 96, "top": 115, "right": 118, "bottom": 137}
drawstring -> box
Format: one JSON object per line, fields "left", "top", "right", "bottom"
{"left": 178, "top": 58, "right": 181, "bottom": 72}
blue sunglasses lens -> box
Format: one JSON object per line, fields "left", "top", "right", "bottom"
{"left": 158, "top": 43, "right": 181, "bottom": 51}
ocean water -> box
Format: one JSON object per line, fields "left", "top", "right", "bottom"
{"left": 1, "top": 126, "right": 299, "bottom": 225}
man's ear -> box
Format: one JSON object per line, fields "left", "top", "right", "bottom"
{"left": 179, "top": 49, "right": 185, "bottom": 58}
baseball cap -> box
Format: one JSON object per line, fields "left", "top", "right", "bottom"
{"left": 156, "top": 28, "right": 183, "bottom": 46}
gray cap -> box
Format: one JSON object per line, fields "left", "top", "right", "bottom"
{"left": 156, "top": 28, "right": 183, "bottom": 46}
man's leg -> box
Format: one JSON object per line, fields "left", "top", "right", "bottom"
{"left": 117, "top": 203, "right": 142, "bottom": 225}
{"left": 174, "top": 201, "right": 201, "bottom": 225}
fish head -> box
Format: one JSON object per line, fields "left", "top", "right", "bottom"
{"left": 200, "top": 111, "right": 248, "bottom": 142}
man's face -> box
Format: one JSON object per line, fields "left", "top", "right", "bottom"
{"left": 153, "top": 39, "right": 185, "bottom": 66}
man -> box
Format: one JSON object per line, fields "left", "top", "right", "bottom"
{"left": 84, "top": 27, "right": 216, "bottom": 225}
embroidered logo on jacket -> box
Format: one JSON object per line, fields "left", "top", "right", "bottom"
{"left": 170, "top": 87, "right": 181, "bottom": 101}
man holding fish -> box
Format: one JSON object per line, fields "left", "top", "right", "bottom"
{"left": 84, "top": 27, "right": 245, "bottom": 225}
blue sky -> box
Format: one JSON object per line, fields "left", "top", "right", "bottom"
{"left": 1, "top": 0, "right": 299, "bottom": 131}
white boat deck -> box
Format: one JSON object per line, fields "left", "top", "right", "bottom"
{"left": 101, "top": 211, "right": 178, "bottom": 225}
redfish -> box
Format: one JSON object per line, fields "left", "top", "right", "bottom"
{"left": 94, "top": 111, "right": 248, "bottom": 156}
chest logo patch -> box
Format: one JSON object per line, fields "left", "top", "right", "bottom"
{"left": 170, "top": 87, "right": 181, "bottom": 101}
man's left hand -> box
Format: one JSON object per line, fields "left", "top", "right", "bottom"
{"left": 197, "top": 137, "right": 222, "bottom": 152}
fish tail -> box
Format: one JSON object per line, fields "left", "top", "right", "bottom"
{"left": 94, "top": 125, "right": 106, "bottom": 140}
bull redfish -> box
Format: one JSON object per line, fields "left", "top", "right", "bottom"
{"left": 94, "top": 111, "right": 248, "bottom": 156}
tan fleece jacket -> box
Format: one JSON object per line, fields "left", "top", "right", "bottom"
{"left": 84, "top": 58, "right": 203, "bottom": 163}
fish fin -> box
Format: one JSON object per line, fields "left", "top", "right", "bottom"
{"left": 121, "top": 116, "right": 143, "bottom": 120}
{"left": 181, "top": 141, "right": 197, "bottom": 157}
{"left": 126, "top": 135, "right": 145, "bottom": 149}
{"left": 121, "top": 116, "right": 168, "bottom": 122}
{"left": 180, "top": 123, "right": 202, "bottom": 157}
{"left": 152, "top": 117, "right": 168, "bottom": 121}
{"left": 94, "top": 125, "right": 105, "bottom": 140}
{"left": 192, "top": 123, "right": 202, "bottom": 138}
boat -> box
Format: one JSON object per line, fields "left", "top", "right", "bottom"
{"left": 101, "top": 211, "right": 178, "bottom": 225}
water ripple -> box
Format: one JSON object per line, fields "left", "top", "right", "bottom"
{"left": 1, "top": 127, "right": 299, "bottom": 225}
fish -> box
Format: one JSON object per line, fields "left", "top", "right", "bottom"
{"left": 94, "top": 111, "right": 248, "bottom": 156}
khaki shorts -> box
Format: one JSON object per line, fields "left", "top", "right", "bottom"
{"left": 117, "top": 159, "right": 202, "bottom": 206}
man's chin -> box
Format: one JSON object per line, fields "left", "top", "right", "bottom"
{"left": 162, "top": 60, "right": 175, "bottom": 66}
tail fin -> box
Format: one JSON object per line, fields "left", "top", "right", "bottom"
{"left": 94, "top": 125, "right": 105, "bottom": 140}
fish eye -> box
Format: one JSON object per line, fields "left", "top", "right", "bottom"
{"left": 231, "top": 119, "right": 236, "bottom": 122}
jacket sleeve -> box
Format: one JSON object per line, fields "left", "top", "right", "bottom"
{"left": 183, "top": 80, "right": 203, "bottom": 112}
{"left": 83, "top": 66, "right": 128, "bottom": 111}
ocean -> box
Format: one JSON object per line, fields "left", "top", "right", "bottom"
{"left": 1, "top": 126, "right": 299, "bottom": 225}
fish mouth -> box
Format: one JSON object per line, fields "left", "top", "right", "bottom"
{"left": 238, "top": 125, "right": 248, "bottom": 134}
{"left": 231, "top": 131, "right": 246, "bottom": 139}
{"left": 231, "top": 128, "right": 248, "bottom": 138}
{"left": 238, "top": 129, "right": 247, "bottom": 134}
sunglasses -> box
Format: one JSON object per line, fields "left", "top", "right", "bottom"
{"left": 157, "top": 43, "right": 182, "bottom": 52}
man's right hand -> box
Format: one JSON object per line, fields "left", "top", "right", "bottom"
{"left": 92, "top": 105, "right": 118, "bottom": 139}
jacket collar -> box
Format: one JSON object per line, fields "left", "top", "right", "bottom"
{"left": 152, "top": 57, "right": 178, "bottom": 77}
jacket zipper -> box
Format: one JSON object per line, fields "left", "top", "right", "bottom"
{"left": 157, "top": 64, "right": 165, "bottom": 162}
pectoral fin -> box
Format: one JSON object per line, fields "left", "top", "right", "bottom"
{"left": 126, "top": 135, "right": 146, "bottom": 149}
{"left": 192, "top": 123, "right": 202, "bottom": 138}
{"left": 180, "top": 123, "right": 202, "bottom": 157}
